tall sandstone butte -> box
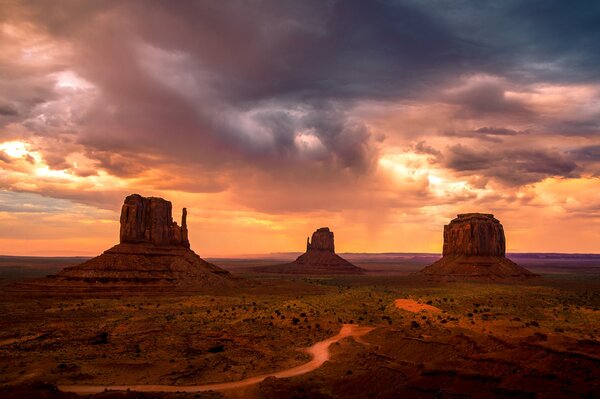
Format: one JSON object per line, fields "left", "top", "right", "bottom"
{"left": 306, "top": 227, "right": 335, "bottom": 252}
{"left": 120, "top": 194, "right": 189, "bottom": 247}
{"left": 258, "top": 227, "right": 365, "bottom": 275}
{"left": 52, "top": 194, "right": 232, "bottom": 286}
{"left": 420, "top": 213, "right": 536, "bottom": 280}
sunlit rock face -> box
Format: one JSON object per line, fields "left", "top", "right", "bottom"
{"left": 120, "top": 194, "right": 189, "bottom": 247}
{"left": 50, "top": 194, "right": 232, "bottom": 286}
{"left": 420, "top": 213, "right": 536, "bottom": 280}
{"left": 306, "top": 227, "right": 335, "bottom": 252}
{"left": 442, "top": 213, "right": 505, "bottom": 257}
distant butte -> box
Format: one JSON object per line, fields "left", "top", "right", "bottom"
{"left": 49, "top": 194, "right": 233, "bottom": 286}
{"left": 419, "top": 213, "right": 537, "bottom": 280}
{"left": 257, "top": 227, "right": 365, "bottom": 275}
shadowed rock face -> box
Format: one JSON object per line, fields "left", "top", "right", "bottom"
{"left": 420, "top": 213, "right": 536, "bottom": 280}
{"left": 443, "top": 213, "right": 505, "bottom": 257}
{"left": 50, "top": 194, "right": 232, "bottom": 286}
{"left": 258, "top": 227, "right": 365, "bottom": 275}
{"left": 307, "top": 227, "right": 335, "bottom": 252}
{"left": 120, "top": 194, "right": 189, "bottom": 247}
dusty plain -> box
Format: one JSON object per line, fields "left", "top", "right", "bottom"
{"left": 1, "top": 254, "right": 599, "bottom": 398}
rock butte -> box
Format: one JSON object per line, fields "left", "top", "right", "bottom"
{"left": 419, "top": 213, "right": 536, "bottom": 280}
{"left": 49, "top": 194, "right": 232, "bottom": 286}
{"left": 258, "top": 227, "right": 365, "bottom": 275}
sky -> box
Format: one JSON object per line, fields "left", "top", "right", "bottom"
{"left": 0, "top": 0, "right": 599, "bottom": 256}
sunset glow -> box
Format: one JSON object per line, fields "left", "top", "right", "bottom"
{"left": 0, "top": 1, "right": 598, "bottom": 256}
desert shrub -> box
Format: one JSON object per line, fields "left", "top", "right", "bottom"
{"left": 93, "top": 331, "right": 109, "bottom": 344}
{"left": 208, "top": 345, "right": 225, "bottom": 353}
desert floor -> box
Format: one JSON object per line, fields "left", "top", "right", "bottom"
{"left": 0, "top": 255, "right": 599, "bottom": 398}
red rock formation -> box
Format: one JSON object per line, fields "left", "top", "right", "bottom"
{"left": 442, "top": 213, "right": 505, "bottom": 257}
{"left": 420, "top": 213, "right": 536, "bottom": 280}
{"left": 258, "top": 227, "right": 365, "bottom": 275}
{"left": 119, "top": 194, "right": 189, "bottom": 247}
{"left": 306, "top": 227, "right": 335, "bottom": 252}
{"left": 50, "top": 194, "right": 232, "bottom": 286}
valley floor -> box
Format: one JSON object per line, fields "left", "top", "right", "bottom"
{"left": 0, "top": 257, "right": 599, "bottom": 398}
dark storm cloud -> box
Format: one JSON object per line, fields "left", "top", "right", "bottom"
{"left": 414, "top": 141, "right": 442, "bottom": 159}
{"left": 445, "top": 144, "right": 579, "bottom": 185}
{"left": 2, "top": 0, "right": 600, "bottom": 191}
{"left": 443, "top": 126, "right": 528, "bottom": 143}
{"left": 568, "top": 145, "right": 600, "bottom": 163}
{"left": 445, "top": 78, "right": 532, "bottom": 117}
{"left": 126, "top": 0, "right": 472, "bottom": 101}
{"left": 301, "top": 107, "right": 377, "bottom": 172}
{"left": 1, "top": 0, "right": 477, "bottom": 180}
{"left": 0, "top": 103, "right": 18, "bottom": 116}
{"left": 407, "top": 0, "right": 600, "bottom": 84}
{"left": 506, "top": 0, "right": 600, "bottom": 83}
{"left": 475, "top": 127, "right": 525, "bottom": 136}
{"left": 542, "top": 119, "right": 600, "bottom": 137}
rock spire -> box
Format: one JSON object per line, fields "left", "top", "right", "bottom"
{"left": 257, "top": 227, "right": 365, "bottom": 275}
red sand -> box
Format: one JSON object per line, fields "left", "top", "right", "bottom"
{"left": 58, "top": 324, "right": 374, "bottom": 394}
{"left": 394, "top": 298, "right": 441, "bottom": 313}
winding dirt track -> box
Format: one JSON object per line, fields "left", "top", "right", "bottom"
{"left": 58, "top": 324, "right": 374, "bottom": 394}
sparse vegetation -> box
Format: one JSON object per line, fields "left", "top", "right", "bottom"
{"left": 0, "top": 261, "right": 599, "bottom": 397}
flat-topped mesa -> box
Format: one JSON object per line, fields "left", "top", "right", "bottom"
{"left": 120, "top": 194, "right": 189, "bottom": 248}
{"left": 306, "top": 227, "right": 335, "bottom": 252}
{"left": 443, "top": 213, "right": 505, "bottom": 257}
{"left": 419, "top": 212, "right": 536, "bottom": 280}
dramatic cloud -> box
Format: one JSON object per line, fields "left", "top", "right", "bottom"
{"left": 0, "top": 0, "right": 599, "bottom": 255}
{"left": 445, "top": 144, "right": 579, "bottom": 185}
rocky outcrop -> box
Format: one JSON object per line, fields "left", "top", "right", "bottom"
{"left": 120, "top": 194, "right": 189, "bottom": 247}
{"left": 442, "top": 213, "right": 504, "bottom": 257}
{"left": 50, "top": 194, "right": 232, "bottom": 287}
{"left": 306, "top": 227, "right": 335, "bottom": 252}
{"left": 420, "top": 213, "right": 536, "bottom": 280}
{"left": 257, "top": 227, "right": 365, "bottom": 275}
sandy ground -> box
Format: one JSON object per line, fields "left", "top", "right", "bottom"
{"left": 394, "top": 299, "right": 441, "bottom": 313}
{"left": 58, "top": 324, "right": 374, "bottom": 395}
{"left": 1, "top": 257, "right": 600, "bottom": 398}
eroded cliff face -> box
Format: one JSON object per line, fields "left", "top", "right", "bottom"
{"left": 306, "top": 227, "right": 335, "bottom": 252}
{"left": 119, "top": 194, "right": 189, "bottom": 247}
{"left": 51, "top": 194, "right": 232, "bottom": 286}
{"left": 257, "top": 227, "right": 364, "bottom": 275}
{"left": 420, "top": 213, "right": 536, "bottom": 280}
{"left": 442, "top": 213, "right": 505, "bottom": 257}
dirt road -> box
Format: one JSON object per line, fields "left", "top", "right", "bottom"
{"left": 58, "top": 324, "right": 374, "bottom": 394}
